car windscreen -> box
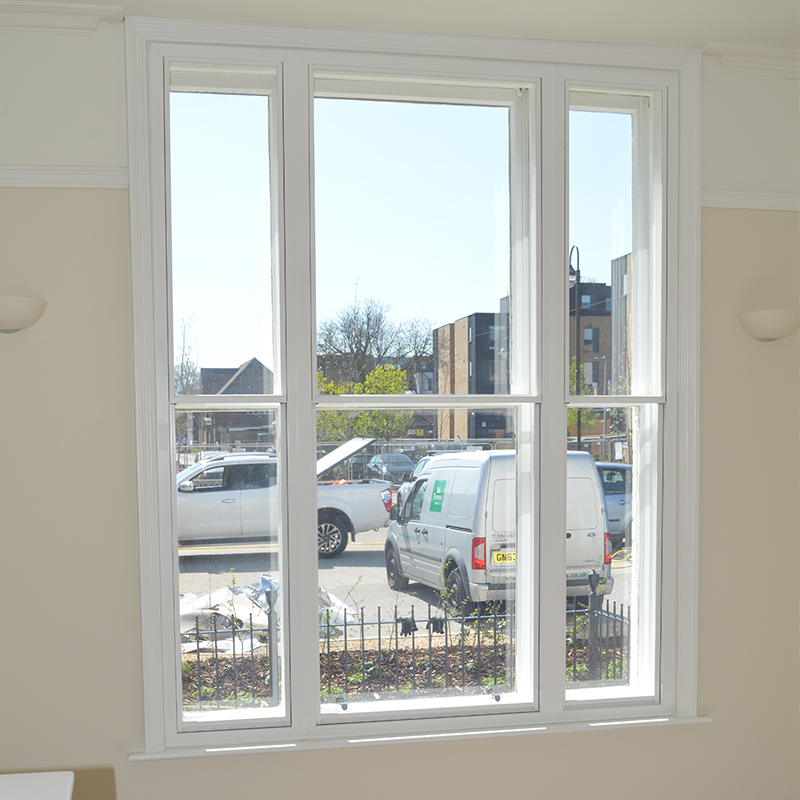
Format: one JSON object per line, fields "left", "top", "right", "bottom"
{"left": 600, "top": 468, "right": 629, "bottom": 495}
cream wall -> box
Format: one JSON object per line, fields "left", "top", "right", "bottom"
{"left": 702, "top": 55, "right": 800, "bottom": 196}
{"left": 0, "top": 5, "right": 798, "bottom": 800}
{"left": 0, "top": 23, "right": 127, "bottom": 168}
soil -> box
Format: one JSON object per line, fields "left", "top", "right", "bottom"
{"left": 181, "top": 635, "right": 628, "bottom": 709}
{"left": 182, "top": 640, "right": 512, "bottom": 708}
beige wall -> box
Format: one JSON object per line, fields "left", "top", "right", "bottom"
{"left": 0, "top": 5, "right": 798, "bottom": 800}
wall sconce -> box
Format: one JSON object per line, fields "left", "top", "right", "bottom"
{"left": 0, "top": 294, "right": 47, "bottom": 334}
{"left": 738, "top": 309, "right": 800, "bottom": 342}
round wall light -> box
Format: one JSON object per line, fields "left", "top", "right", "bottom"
{"left": 738, "top": 309, "right": 800, "bottom": 342}
{"left": 0, "top": 295, "right": 47, "bottom": 334}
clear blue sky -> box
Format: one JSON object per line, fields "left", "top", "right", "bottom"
{"left": 569, "top": 109, "right": 632, "bottom": 283}
{"left": 313, "top": 98, "right": 510, "bottom": 331}
{"left": 169, "top": 92, "right": 631, "bottom": 370}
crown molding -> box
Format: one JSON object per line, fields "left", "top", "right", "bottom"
{"left": 701, "top": 190, "right": 800, "bottom": 211}
{"left": 0, "top": 1, "right": 122, "bottom": 35}
{"left": 0, "top": 165, "right": 129, "bottom": 188}
{"left": 126, "top": 15, "right": 700, "bottom": 70}
{"left": 704, "top": 43, "right": 800, "bottom": 80}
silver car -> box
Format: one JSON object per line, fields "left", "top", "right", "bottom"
{"left": 596, "top": 462, "right": 632, "bottom": 549}
{"left": 365, "top": 453, "right": 414, "bottom": 484}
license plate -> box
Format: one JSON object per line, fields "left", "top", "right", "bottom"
{"left": 492, "top": 550, "right": 516, "bottom": 564}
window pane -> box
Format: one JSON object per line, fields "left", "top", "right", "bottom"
{"left": 175, "top": 410, "right": 285, "bottom": 722}
{"left": 568, "top": 104, "right": 632, "bottom": 397}
{"left": 314, "top": 94, "right": 512, "bottom": 396}
{"left": 565, "top": 405, "right": 657, "bottom": 699}
{"left": 169, "top": 72, "right": 278, "bottom": 396}
{"left": 315, "top": 407, "right": 523, "bottom": 711}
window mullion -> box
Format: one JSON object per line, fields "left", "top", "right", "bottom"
{"left": 281, "top": 52, "right": 319, "bottom": 740}
{"left": 537, "top": 67, "right": 569, "bottom": 721}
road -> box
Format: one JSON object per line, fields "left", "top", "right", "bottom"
{"left": 179, "top": 526, "right": 633, "bottom": 620}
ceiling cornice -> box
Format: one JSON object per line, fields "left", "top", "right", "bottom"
{"left": 704, "top": 43, "right": 800, "bottom": 80}
{"left": 0, "top": 1, "right": 122, "bottom": 35}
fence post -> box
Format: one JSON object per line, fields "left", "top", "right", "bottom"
{"left": 587, "top": 570, "right": 601, "bottom": 681}
{"left": 267, "top": 587, "right": 279, "bottom": 705}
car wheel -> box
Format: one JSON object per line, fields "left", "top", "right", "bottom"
{"left": 385, "top": 545, "right": 408, "bottom": 591}
{"left": 443, "top": 568, "right": 475, "bottom": 618}
{"left": 317, "top": 513, "right": 348, "bottom": 558}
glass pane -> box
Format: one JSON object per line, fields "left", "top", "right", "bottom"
{"left": 565, "top": 405, "right": 656, "bottom": 698}
{"left": 169, "top": 73, "right": 277, "bottom": 396}
{"left": 175, "top": 410, "right": 284, "bottom": 721}
{"left": 314, "top": 95, "right": 511, "bottom": 396}
{"left": 568, "top": 105, "right": 632, "bottom": 397}
{"left": 315, "top": 408, "right": 522, "bottom": 710}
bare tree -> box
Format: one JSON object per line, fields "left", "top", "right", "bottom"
{"left": 174, "top": 316, "right": 200, "bottom": 395}
{"left": 317, "top": 297, "right": 433, "bottom": 388}
{"left": 174, "top": 317, "right": 200, "bottom": 450}
{"left": 397, "top": 316, "right": 434, "bottom": 394}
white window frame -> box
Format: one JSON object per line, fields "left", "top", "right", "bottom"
{"left": 127, "top": 17, "right": 703, "bottom": 759}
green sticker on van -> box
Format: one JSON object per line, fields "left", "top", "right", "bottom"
{"left": 429, "top": 480, "right": 447, "bottom": 512}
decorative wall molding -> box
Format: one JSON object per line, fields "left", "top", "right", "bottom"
{"left": 0, "top": 1, "right": 122, "bottom": 36}
{"left": 0, "top": 165, "right": 129, "bottom": 189}
{"left": 702, "top": 190, "right": 800, "bottom": 212}
{"left": 704, "top": 43, "right": 800, "bottom": 80}
{"left": 3, "top": 179, "right": 796, "bottom": 211}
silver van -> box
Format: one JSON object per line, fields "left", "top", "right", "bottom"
{"left": 385, "top": 450, "right": 613, "bottom": 611}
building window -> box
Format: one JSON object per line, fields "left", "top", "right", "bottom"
{"left": 128, "top": 19, "right": 700, "bottom": 755}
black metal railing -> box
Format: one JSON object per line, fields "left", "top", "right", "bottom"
{"left": 181, "top": 600, "right": 279, "bottom": 711}
{"left": 566, "top": 601, "right": 631, "bottom": 684}
{"left": 320, "top": 603, "right": 514, "bottom": 704}
{"left": 181, "top": 600, "right": 630, "bottom": 708}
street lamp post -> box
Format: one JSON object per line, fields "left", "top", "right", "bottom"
{"left": 569, "top": 246, "right": 582, "bottom": 450}
{"left": 593, "top": 354, "right": 607, "bottom": 458}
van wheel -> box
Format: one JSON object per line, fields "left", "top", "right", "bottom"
{"left": 443, "top": 569, "right": 475, "bottom": 618}
{"left": 385, "top": 546, "right": 408, "bottom": 591}
{"left": 318, "top": 513, "right": 348, "bottom": 558}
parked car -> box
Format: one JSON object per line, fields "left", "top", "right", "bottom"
{"left": 385, "top": 450, "right": 613, "bottom": 611}
{"left": 194, "top": 450, "right": 231, "bottom": 463}
{"left": 366, "top": 453, "right": 415, "bottom": 484}
{"left": 396, "top": 455, "right": 434, "bottom": 507}
{"left": 177, "top": 446, "right": 392, "bottom": 557}
{"left": 596, "top": 462, "right": 632, "bottom": 549}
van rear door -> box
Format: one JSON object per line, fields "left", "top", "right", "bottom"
{"left": 565, "top": 474, "right": 606, "bottom": 593}
{"left": 484, "top": 472, "right": 517, "bottom": 594}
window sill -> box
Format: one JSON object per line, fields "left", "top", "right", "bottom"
{"left": 129, "top": 714, "right": 711, "bottom": 761}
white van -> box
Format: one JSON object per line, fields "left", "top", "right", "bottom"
{"left": 384, "top": 450, "right": 613, "bottom": 610}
